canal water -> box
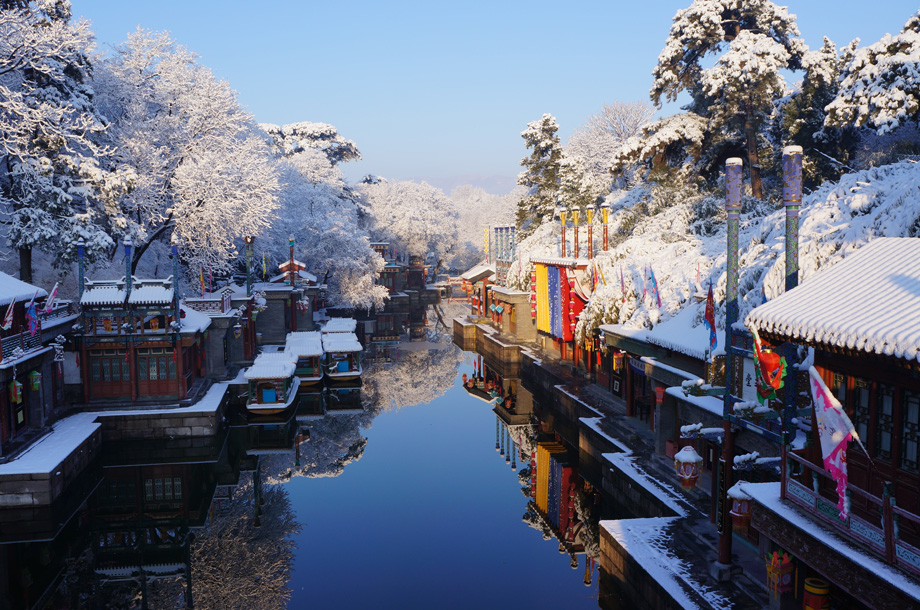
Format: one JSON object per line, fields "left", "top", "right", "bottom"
{"left": 285, "top": 356, "right": 602, "bottom": 609}
{"left": 8, "top": 306, "right": 621, "bottom": 609}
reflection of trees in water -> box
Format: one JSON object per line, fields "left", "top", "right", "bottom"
{"left": 362, "top": 305, "right": 466, "bottom": 412}
{"left": 148, "top": 472, "right": 301, "bottom": 610}
{"left": 260, "top": 414, "right": 370, "bottom": 483}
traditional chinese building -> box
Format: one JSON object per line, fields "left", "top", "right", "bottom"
{"left": 183, "top": 286, "right": 258, "bottom": 377}
{"left": 0, "top": 274, "right": 55, "bottom": 456}
{"left": 743, "top": 237, "right": 920, "bottom": 608}
{"left": 531, "top": 257, "right": 590, "bottom": 363}
{"left": 75, "top": 242, "right": 210, "bottom": 404}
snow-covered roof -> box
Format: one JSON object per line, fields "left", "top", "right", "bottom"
{"left": 460, "top": 263, "right": 495, "bottom": 283}
{"left": 746, "top": 238, "right": 920, "bottom": 364}
{"left": 127, "top": 280, "right": 174, "bottom": 305}
{"left": 179, "top": 304, "right": 212, "bottom": 333}
{"left": 322, "top": 318, "right": 357, "bottom": 333}
{"left": 0, "top": 273, "right": 47, "bottom": 308}
{"left": 269, "top": 269, "right": 317, "bottom": 283}
{"left": 528, "top": 256, "right": 589, "bottom": 268}
{"left": 322, "top": 332, "right": 362, "bottom": 353}
{"left": 244, "top": 352, "right": 296, "bottom": 380}
{"left": 285, "top": 331, "right": 323, "bottom": 357}
{"left": 81, "top": 282, "right": 127, "bottom": 306}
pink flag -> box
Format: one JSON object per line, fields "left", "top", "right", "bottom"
{"left": 43, "top": 282, "right": 59, "bottom": 313}
{"left": 809, "top": 366, "right": 865, "bottom": 521}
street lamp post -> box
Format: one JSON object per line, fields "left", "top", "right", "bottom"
{"left": 572, "top": 207, "right": 580, "bottom": 259}
{"left": 601, "top": 201, "right": 610, "bottom": 252}
{"left": 586, "top": 203, "right": 595, "bottom": 259}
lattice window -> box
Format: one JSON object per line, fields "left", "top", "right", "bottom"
{"left": 853, "top": 377, "right": 870, "bottom": 442}
{"left": 876, "top": 384, "right": 895, "bottom": 461}
{"left": 901, "top": 390, "right": 920, "bottom": 473}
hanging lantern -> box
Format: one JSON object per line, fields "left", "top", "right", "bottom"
{"left": 674, "top": 446, "right": 703, "bottom": 490}
{"left": 233, "top": 323, "right": 242, "bottom": 339}
{"left": 10, "top": 380, "right": 23, "bottom": 404}
{"left": 29, "top": 370, "right": 41, "bottom": 391}
{"left": 150, "top": 316, "right": 160, "bottom": 331}
{"left": 103, "top": 318, "right": 113, "bottom": 332}
{"left": 729, "top": 489, "right": 753, "bottom": 534}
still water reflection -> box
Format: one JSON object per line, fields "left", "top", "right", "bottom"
{"left": 3, "top": 308, "right": 612, "bottom": 609}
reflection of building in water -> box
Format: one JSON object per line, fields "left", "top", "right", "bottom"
{"left": 492, "top": 406, "right": 602, "bottom": 587}
{"left": 89, "top": 430, "right": 231, "bottom": 608}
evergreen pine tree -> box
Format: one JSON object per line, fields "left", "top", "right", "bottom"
{"left": 515, "top": 113, "right": 562, "bottom": 238}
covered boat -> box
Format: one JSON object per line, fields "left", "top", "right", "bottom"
{"left": 285, "top": 331, "right": 324, "bottom": 387}
{"left": 322, "top": 332, "right": 363, "bottom": 382}
{"left": 243, "top": 352, "right": 300, "bottom": 415}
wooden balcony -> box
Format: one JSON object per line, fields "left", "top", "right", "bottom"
{"left": 783, "top": 449, "right": 920, "bottom": 577}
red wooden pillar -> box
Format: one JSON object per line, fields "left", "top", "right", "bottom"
{"left": 81, "top": 342, "right": 90, "bottom": 404}
{"left": 128, "top": 342, "right": 138, "bottom": 401}
{"left": 175, "top": 339, "right": 186, "bottom": 400}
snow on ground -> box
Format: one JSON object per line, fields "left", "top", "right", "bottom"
{"left": 601, "top": 517, "right": 733, "bottom": 610}
{"left": 0, "top": 383, "right": 228, "bottom": 476}
{"left": 509, "top": 161, "right": 920, "bottom": 360}
{"left": 740, "top": 482, "right": 920, "bottom": 603}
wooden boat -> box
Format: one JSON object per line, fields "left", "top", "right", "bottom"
{"left": 243, "top": 352, "right": 300, "bottom": 415}
{"left": 321, "top": 331, "right": 363, "bottom": 383}
{"left": 285, "top": 331, "right": 324, "bottom": 387}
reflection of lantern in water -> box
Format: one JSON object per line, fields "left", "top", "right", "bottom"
{"left": 495, "top": 416, "right": 500, "bottom": 451}
{"left": 674, "top": 446, "right": 703, "bottom": 489}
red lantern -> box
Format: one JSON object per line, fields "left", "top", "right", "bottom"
{"left": 674, "top": 446, "right": 702, "bottom": 490}
{"left": 9, "top": 380, "right": 23, "bottom": 404}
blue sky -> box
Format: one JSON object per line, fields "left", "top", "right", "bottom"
{"left": 75, "top": 1, "right": 919, "bottom": 194}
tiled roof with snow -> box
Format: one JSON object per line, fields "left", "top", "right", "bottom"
{"left": 81, "top": 282, "right": 126, "bottom": 306}
{"left": 528, "top": 256, "right": 589, "bottom": 268}
{"left": 285, "top": 331, "right": 323, "bottom": 357}
{"left": 322, "top": 318, "right": 357, "bottom": 333}
{"left": 244, "top": 352, "right": 296, "bottom": 379}
{"left": 179, "top": 304, "right": 212, "bottom": 333}
{"left": 460, "top": 263, "right": 495, "bottom": 283}
{"left": 128, "top": 281, "right": 174, "bottom": 305}
{"left": 322, "top": 332, "right": 362, "bottom": 353}
{"left": 0, "top": 273, "right": 47, "bottom": 308}
{"left": 746, "top": 238, "right": 920, "bottom": 363}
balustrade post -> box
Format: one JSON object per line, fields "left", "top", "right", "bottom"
{"left": 883, "top": 481, "right": 895, "bottom": 563}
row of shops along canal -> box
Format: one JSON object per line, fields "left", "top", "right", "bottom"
{"left": 0, "top": 304, "right": 623, "bottom": 610}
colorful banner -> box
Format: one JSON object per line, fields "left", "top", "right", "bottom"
{"left": 535, "top": 264, "right": 550, "bottom": 334}
{"left": 751, "top": 327, "right": 786, "bottom": 404}
{"left": 809, "top": 366, "right": 863, "bottom": 521}
{"left": 704, "top": 282, "right": 716, "bottom": 357}
{"left": 649, "top": 265, "right": 661, "bottom": 308}
{"left": 549, "top": 265, "right": 561, "bottom": 339}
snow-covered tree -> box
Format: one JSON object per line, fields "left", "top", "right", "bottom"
{"left": 267, "top": 152, "right": 387, "bottom": 309}
{"left": 825, "top": 10, "right": 920, "bottom": 136}
{"left": 357, "top": 179, "right": 458, "bottom": 273}
{"left": 260, "top": 121, "right": 361, "bottom": 166}
{"left": 0, "top": 0, "right": 128, "bottom": 282}
{"left": 450, "top": 184, "right": 522, "bottom": 270}
{"left": 161, "top": 475, "right": 300, "bottom": 610}
{"left": 93, "top": 29, "right": 279, "bottom": 275}
{"left": 775, "top": 37, "right": 861, "bottom": 187}
{"left": 649, "top": 0, "right": 806, "bottom": 198}
{"left": 515, "top": 113, "right": 563, "bottom": 237}
{"left": 566, "top": 101, "right": 655, "bottom": 188}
